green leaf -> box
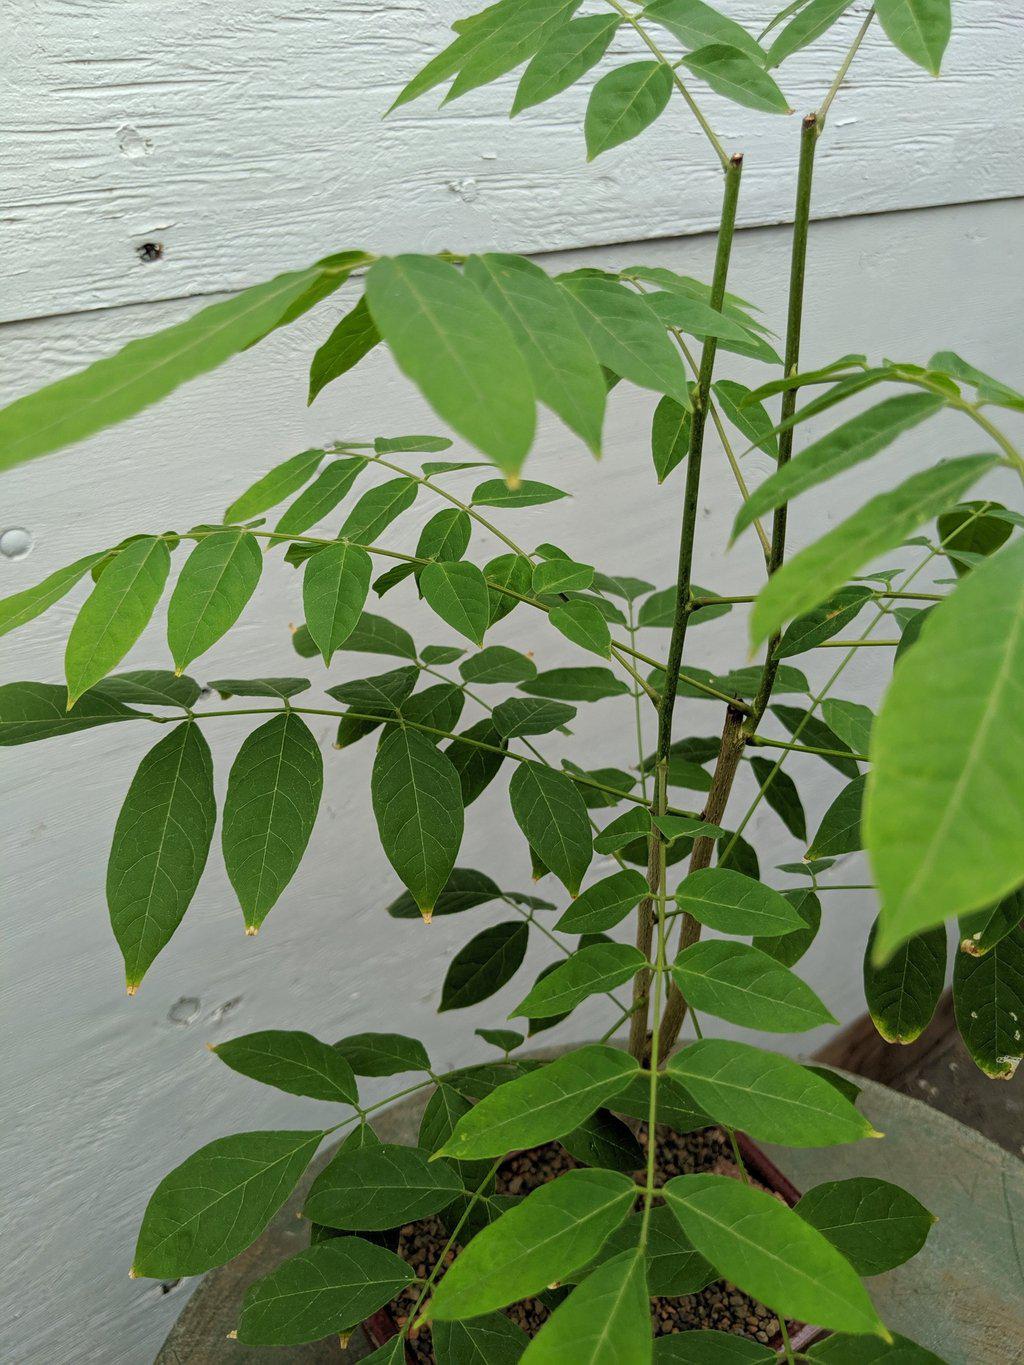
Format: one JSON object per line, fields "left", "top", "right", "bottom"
{"left": 513, "top": 943, "right": 646, "bottom": 1018}
{"left": 767, "top": 0, "right": 855, "bottom": 66}
{"left": 487, "top": 552, "right": 534, "bottom": 625}
{"left": 476, "top": 1027, "right": 525, "bottom": 1052}
{"left": 654, "top": 1330, "right": 773, "bottom": 1362}
{"left": 680, "top": 44, "right": 791, "bottom": 114}
{"left": 672, "top": 939, "right": 836, "bottom": 1032}
{"left": 733, "top": 394, "right": 945, "bottom": 538}
{"left": 794, "top": 1177, "right": 935, "bottom": 1276}
{"left": 754, "top": 888, "right": 821, "bottom": 967}
{"left": 107, "top": 721, "right": 216, "bottom": 991}
{"left": 65, "top": 536, "right": 171, "bottom": 705}
{"left": 445, "top": 0, "right": 584, "bottom": 102}
{"left": 492, "top": 697, "right": 576, "bottom": 738}
{"left": 222, "top": 712, "right": 323, "bottom": 932}
{"left": 953, "top": 923, "right": 1024, "bottom": 1079}
{"left": 875, "top": 0, "right": 951, "bottom": 75}
{"left": 667, "top": 1039, "right": 877, "bottom": 1145}
{"left": 90, "top": 671, "right": 193, "bottom": 709}
{"left": 712, "top": 379, "right": 778, "bottom": 457}
{"left": 461, "top": 646, "right": 538, "bottom": 685}
{"left": 387, "top": 866, "right": 503, "bottom": 919}
{"left": 402, "top": 682, "right": 466, "bottom": 738}
{"left": 772, "top": 704, "right": 860, "bottom": 777}
{"left": 371, "top": 726, "right": 464, "bottom": 920}
{"left": 560, "top": 276, "right": 692, "bottom": 407}
{"left": 585, "top": 60, "right": 672, "bottom": 159}
{"left": 329, "top": 666, "right": 418, "bottom": 715}
{"left": 379, "top": 434, "right": 455, "bottom": 453}
{"left": 806, "top": 1331, "right": 944, "bottom": 1363}
{"left": 167, "top": 530, "right": 262, "bottom": 671}
{"left": 421, "top": 644, "right": 466, "bottom": 665}
{"left": 0, "top": 680, "right": 142, "bottom": 745}
{"left": 643, "top": 0, "right": 766, "bottom": 61}
{"left": 548, "top": 599, "right": 612, "bottom": 658}
{"left": 867, "top": 540, "right": 1024, "bottom": 956}
{"left": 613, "top": 1073, "right": 711, "bottom": 1135}
{"left": 441, "top": 921, "right": 530, "bottom": 1010}
{"left": 937, "top": 499, "right": 1013, "bottom": 577}
{"left": 465, "top": 253, "right": 606, "bottom": 455}
{"left": 651, "top": 394, "right": 692, "bottom": 482}
{"left": 958, "top": 888, "right": 1024, "bottom": 957}
{"left": 522, "top": 1248, "right": 649, "bottom": 1363}
{"left": 224, "top": 449, "right": 324, "bottom": 523}
{"left": 236, "top": 1237, "right": 414, "bottom": 1345}
{"left": 301, "top": 542, "right": 373, "bottom": 665}
{"left": 365, "top": 255, "right": 535, "bottom": 477}
{"left": 750, "top": 455, "right": 999, "bottom": 645}
{"left": 0, "top": 551, "right": 105, "bottom": 640}
{"left": 434, "top": 1314, "right": 529, "bottom": 1364}
{"left": 523, "top": 667, "right": 628, "bottom": 703}
{"left": 560, "top": 1108, "right": 645, "bottom": 1174}
{"left": 416, "top": 508, "right": 472, "bottom": 566}
{"left": 334, "top": 1032, "right": 431, "bottom": 1076}
{"left": 646, "top": 292, "right": 760, "bottom": 347}
{"left": 338, "top": 475, "right": 418, "bottom": 545}
{"left": 447, "top": 719, "right": 508, "bottom": 805}
{"left": 654, "top": 814, "right": 726, "bottom": 844}
{"left": 0, "top": 256, "right": 367, "bottom": 472}
{"left": 213, "top": 1030, "right": 358, "bottom": 1104}
{"left": 311, "top": 609, "right": 417, "bottom": 661}
{"left": 509, "top": 762, "right": 592, "bottom": 895}
{"left": 419, "top": 561, "right": 491, "bottom": 646}
{"left": 308, "top": 297, "right": 381, "bottom": 403}
{"left": 807, "top": 775, "right": 865, "bottom": 859}
{"left": 437, "top": 1045, "right": 639, "bottom": 1159}
{"left": 748, "top": 758, "right": 806, "bottom": 840}
{"left": 473, "top": 478, "right": 569, "bottom": 509}
{"left": 674, "top": 867, "right": 805, "bottom": 937}
{"left": 578, "top": 1204, "right": 714, "bottom": 1296}
{"left": 513, "top": 14, "right": 621, "bottom": 114}
{"left": 776, "top": 585, "right": 872, "bottom": 658}
{"left": 864, "top": 917, "right": 947, "bottom": 1045}
{"left": 274, "top": 458, "right": 365, "bottom": 537}
{"left": 427, "top": 1167, "right": 635, "bottom": 1318}
{"left": 663, "top": 1174, "right": 887, "bottom": 1336}
{"left": 820, "top": 698, "right": 874, "bottom": 754}
{"left": 533, "top": 556, "right": 595, "bottom": 595}
{"left": 930, "top": 350, "right": 1024, "bottom": 413}
{"left": 594, "top": 806, "right": 651, "bottom": 853}
{"left": 132, "top": 1129, "right": 322, "bottom": 1276}
{"left": 555, "top": 869, "right": 648, "bottom": 933}
{"left": 304, "top": 1143, "right": 463, "bottom": 1230}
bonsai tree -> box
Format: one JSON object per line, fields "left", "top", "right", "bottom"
{"left": 1, "top": 0, "right": 1020, "bottom": 1358}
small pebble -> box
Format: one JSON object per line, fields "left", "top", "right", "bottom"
{"left": 380, "top": 1122, "right": 788, "bottom": 1361}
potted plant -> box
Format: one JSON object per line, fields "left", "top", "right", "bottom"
{"left": 1, "top": 0, "right": 1020, "bottom": 1359}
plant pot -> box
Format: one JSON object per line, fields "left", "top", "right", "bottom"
{"left": 358, "top": 1125, "right": 824, "bottom": 1363}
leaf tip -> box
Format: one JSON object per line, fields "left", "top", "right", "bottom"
{"left": 867, "top": 1127, "right": 885, "bottom": 1140}
{"left": 126, "top": 981, "right": 139, "bottom": 997}
{"left": 245, "top": 924, "right": 259, "bottom": 937}
{"left": 421, "top": 907, "right": 434, "bottom": 925}
{"left": 128, "top": 1267, "right": 139, "bottom": 1280}
{"left": 227, "top": 1330, "right": 238, "bottom": 1341}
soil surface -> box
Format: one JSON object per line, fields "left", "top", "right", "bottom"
{"left": 386, "top": 1122, "right": 784, "bottom": 1363}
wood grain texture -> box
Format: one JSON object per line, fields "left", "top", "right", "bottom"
{"left": 2, "top": 0, "right": 1022, "bottom": 323}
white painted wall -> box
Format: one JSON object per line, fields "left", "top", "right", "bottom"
{"left": 2, "top": 2, "right": 1023, "bottom": 1360}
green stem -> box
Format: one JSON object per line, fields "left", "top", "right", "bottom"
{"left": 629, "top": 154, "right": 744, "bottom": 1062}
{"left": 410, "top": 1157, "right": 505, "bottom": 1332}
{"left": 640, "top": 764, "right": 669, "bottom": 1245}
{"left": 747, "top": 734, "right": 869, "bottom": 763}
{"left": 818, "top": 6, "right": 875, "bottom": 125}
{"left": 747, "top": 112, "right": 819, "bottom": 728}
